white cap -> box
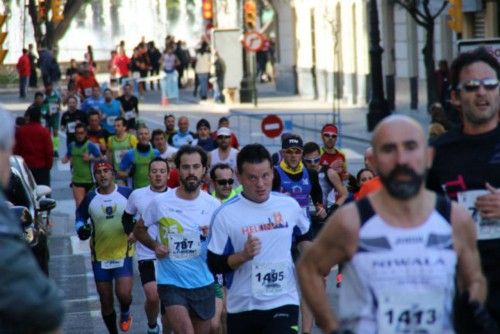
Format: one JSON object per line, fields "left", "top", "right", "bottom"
{"left": 216, "top": 127, "right": 231, "bottom": 137}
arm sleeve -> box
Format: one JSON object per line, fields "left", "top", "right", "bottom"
{"left": 75, "top": 193, "right": 92, "bottom": 231}
{"left": 88, "top": 142, "right": 102, "bottom": 157}
{"left": 0, "top": 234, "right": 64, "bottom": 331}
{"left": 122, "top": 212, "right": 135, "bottom": 235}
{"left": 207, "top": 250, "right": 233, "bottom": 273}
{"left": 119, "top": 150, "right": 134, "bottom": 171}
{"left": 308, "top": 168, "right": 323, "bottom": 205}
{"left": 272, "top": 169, "right": 281, "bottom": 191}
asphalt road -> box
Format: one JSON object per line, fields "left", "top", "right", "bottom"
{"left": 2, "top": 84, "right": 368, "bottom": 333}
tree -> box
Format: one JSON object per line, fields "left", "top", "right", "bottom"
{"left": 27, "top": 0, "right": 87, "bottom": 52}
{"left": 393, "top": 0, "right": 448, "bottom": 106}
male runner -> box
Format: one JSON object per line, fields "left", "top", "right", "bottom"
{"left": 60, "top": 95, "right": 87, "bottom": 148}
{"left": 210, "top": 163, "right": 241, "bottom": 202}
{"left": 75, "top": 160, "right": 134, "bottom": 333}
{"left": 116, "top": 83, "right": 139, "bottom": 130}
{"left": 319, "top": 124, "right": 347, "bottom": 180}
{"left": 427, "top": 47, "right": 500, "bottom": 330}
{"left": 122, "top": 157, "right": 170, "bottom": 334}
{"left": 134, "top": 145, "right": 219, "bottom": 334}
{"left": 107, "top": 117, "right": 137, "bottom": 184}
{"left": 62, "top": 123, "right": 101, "bottom": 207}
{"left": 119, "top": 125, "right": 160, "bottom": 189}
{"left": 298, "top": 115, "right": 494, "bottom": 333}
{"left": 207, "top": 144, "right": 311, "bottom": 334}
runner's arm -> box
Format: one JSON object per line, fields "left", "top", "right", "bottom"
{"left": 452, "top": 202, "right": 487, "bottom": 304}
{"left": 297, "top": 204, "right": 359, "bottom": 332}
{"left": 327, "top": 168, "right": 348, "bottom": 206}
{"left": 133, "top": 218, "right": 158, "bottom": 251}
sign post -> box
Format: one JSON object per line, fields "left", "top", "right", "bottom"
{"left": 242, "top": 31, "right": 265, "bottom": 107}
{"left": 261, "top": 114, "right": 284, "bottom": 139}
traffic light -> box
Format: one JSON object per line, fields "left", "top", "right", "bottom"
{"left": 448, "top": 0, "right": 463, "bottom": 33}
{"left": 244, "top": 0, "right": 257, "bottom": 31}
{"left": 0, "top": 14, "right": 7, "bottom": 65}
{"left": 202, "top": 0, "right": 213, "bottom": 20}
{"left": 51, "top": 0, "right": 64, "bottom": 23}
{"left": 38, "top": 0, "right": 46, "bottom": 22}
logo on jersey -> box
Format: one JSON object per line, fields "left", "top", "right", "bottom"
{"left": 241, "top": 212, "right": 289, "bottom": 235}
{"left": 101, "top": 204, "right": 118, "bottom": 219}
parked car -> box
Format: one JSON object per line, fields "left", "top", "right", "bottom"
{"left": 5, "top": 155, "right": 56, "bottom": 275}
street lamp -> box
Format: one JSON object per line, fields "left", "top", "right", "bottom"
{"left": 366, "top": 0, "right": 390, "bottom": 131}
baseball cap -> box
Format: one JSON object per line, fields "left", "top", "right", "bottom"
{"left": 282, "top": 135, "right": 303, "bottom": 150}
{"left": 216, "top": 127, "right": 231, "bottom": 137}
{"left": 322, "top": 124, "right": 338, "bottom": 136}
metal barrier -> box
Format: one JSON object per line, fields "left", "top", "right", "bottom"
{"left": 228, "top": 110, "right": 343, "bottom": 153}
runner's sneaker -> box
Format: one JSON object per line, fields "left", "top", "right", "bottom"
{"left": 119, "top": 314, "right": 132, "bottom": 332}
{"left": 147, "top": 324, "right": 160, "bottom": 334}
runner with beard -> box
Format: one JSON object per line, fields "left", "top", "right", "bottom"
{"left": 134, "top": 145, "right": 220, "bottom": 334}
{"left": 122, "top": 157, "right": 170, "bottom": 334}
{"left": 297, "top": 115, "right": 495, "bottom": 334}
{"left": 62, "top": 123, "right": 102, "bottom": 207}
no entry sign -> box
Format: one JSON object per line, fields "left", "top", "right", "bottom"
{"left": 261, "top": 114, "right": 284, "bottom": 138}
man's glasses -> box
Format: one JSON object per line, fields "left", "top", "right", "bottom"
{"left": 284, "top": 148, "right": 303, "bottom": 155}
{"left": 457, "top": 78, "right": 499, "bottom": 92}
{"left": 322, "top": 133, "right": 337, "bottom": 139}
{"left": 304, "top": 157, "right": 321, "bottom": 164}
{"left": 216, "top": 178, "right": 234, "bottom": 186}
{"left": 217, "top": 135, "right": 231, "bottom": 140}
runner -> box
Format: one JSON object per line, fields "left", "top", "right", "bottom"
{"left": 207, "top": 144, "right": 311, "bottom": 334}
{"left": 319, "top": 124, "right": 347, "bottom": 180}
{"left": 107, "top": 117, "right": 137, "bottom": 185}
{"left": 87, "top": 109, "right": 110, "bottom": 154}
{"left": 427, "top": 47, "right": 500, "bottom": 331}
{"left": 116, "top": 83, "right": 139, "bottom": 131}
{"left": 272, "top": 135, "right": 325, "bottom": 334}
{"left": 60, "top": 95, "right": 87, "bottom": 148}
{"left": 118, "top": 125, "right": 160, "bottom": 189}
{"left": 122, "top": 157, "right": 170, "bottom": 334}
{"left": 62, "top": 123, "right": 102, "bottom": 207}
{"left": 75, "top": 160, "right": 134, "bottom": 334}
{"left": 42, "top": 82, "right": 62, "bottom": 156}
{"left": 100, "top": 88, "right": 123, "bottom": 135}
{"left": 297, "top": 115, "right": 495, "bottom": 333}
{"left": 208, "top": 127, "right": 239, "bottom": 179}
{"left": 134, "top": 145, "right": 220, "bottom": 334}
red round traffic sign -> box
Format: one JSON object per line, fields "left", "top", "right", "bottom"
{"left": 261, "top": 114, "right": 284, "bottom": 138}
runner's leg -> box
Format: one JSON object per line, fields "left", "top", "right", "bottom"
{"left": 166, "top": 305, "right": 195, "bottom": 334}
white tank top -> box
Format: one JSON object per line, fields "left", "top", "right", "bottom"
{"left": 339, "top": 196, "right": 457, "bottom": 334}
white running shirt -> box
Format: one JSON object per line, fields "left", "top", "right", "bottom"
{"left": 208, "top": 192, "right": 310, "bottom": 313}
{"left": 124, "top": 186, "right": 168, "bottom": 260}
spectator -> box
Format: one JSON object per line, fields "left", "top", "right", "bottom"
{"left": 147, "top": 41, "right": 162, "bottom": 90}
{"left": 113, "top": 46, "right": 130, "bottom": 84}
{"left": 16, "top": 48, "right": 31, "bottom": 99}
{"left": 14, "top": 107, "right": 54, "bottom": 186}
{"left": 195, "top": 41, "right": 211, "bottom": 100}
{"left": 28, "top": 43, "right": 38, "bottom": 88}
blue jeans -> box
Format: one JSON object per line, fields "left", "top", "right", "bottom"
{"left": 198, "top": 73, "right": 209, "bottom": 99}
{"left": 161, "top": 70, "right": 179, "bottom": 99}
{"left": 19, "top": 76, "right": 29, "bottom": 98}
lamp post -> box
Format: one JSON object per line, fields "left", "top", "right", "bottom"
{"left": 366, "top": 0, "right": 390, "bottom": 131}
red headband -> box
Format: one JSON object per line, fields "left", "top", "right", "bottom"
{"left": 93, "top": 161, "right": 113, "bottom": 173}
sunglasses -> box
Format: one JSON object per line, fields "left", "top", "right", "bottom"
{"left": 284, "top": 148, "right": 303, "bottom": 155}
{"left": 322, "top": 133, "right": 337, "bottom": 139}
{"left": 304, "top": 157, "right": 321, "bottom": 164}
{"left": 457, "top": 78, "right": 499, "bottom": 92}
{"left": 216, "top": 178, "right": 234, "bottom": 186}
{"left": 217, "top": 135, "right": 231, "bottom": 139}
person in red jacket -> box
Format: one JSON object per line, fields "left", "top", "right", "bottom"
{"left": 16, "top": 48, "right": 31, "bottom": 99}
{"left": 14, "top": 107, "right": 54, "bottom": 186}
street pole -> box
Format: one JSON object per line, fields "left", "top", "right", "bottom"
{"left": 240, "top": 0, "right": 255, "bottom": 103}
{"left": 366, "top": 0, "right": 390, "bottom": 131}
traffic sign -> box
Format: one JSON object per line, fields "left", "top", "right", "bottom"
{"left": 242, "top": 32, "right": 265, "bottom": 52}
{"left": 261, "top": 114, "right": 283, "bottom": 138}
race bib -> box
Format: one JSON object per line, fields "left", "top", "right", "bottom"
{"left": 84, "top": 88, "right": 92, "bottom": 97}
{"left": 106, "top": 116, "right": 117, "bottom": 126}
{"left": 377, "top": 290, "right": 444, "bottom": 334}
{"left": 101, "top": 259, "right": 124, "bottom": 269}
{"left": 457, "top": 190, "right": 500, "bottom": 240}
{"left": 168, "top": 232, "right": 201, "bottom": 261}
{"left": 67, "top": 121, "right": 77, "bottom": 133}
{"left": 49, "top": 103, "right": 59, "bottom": 115}
{"left": 252, "top": 262, "right": 288, "bottom": 297}
{"left": 124, "top": 110, "right": 136, "bottom": 120}
{"left": 114, "top": 149, "right": 128, "bottom": 166}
